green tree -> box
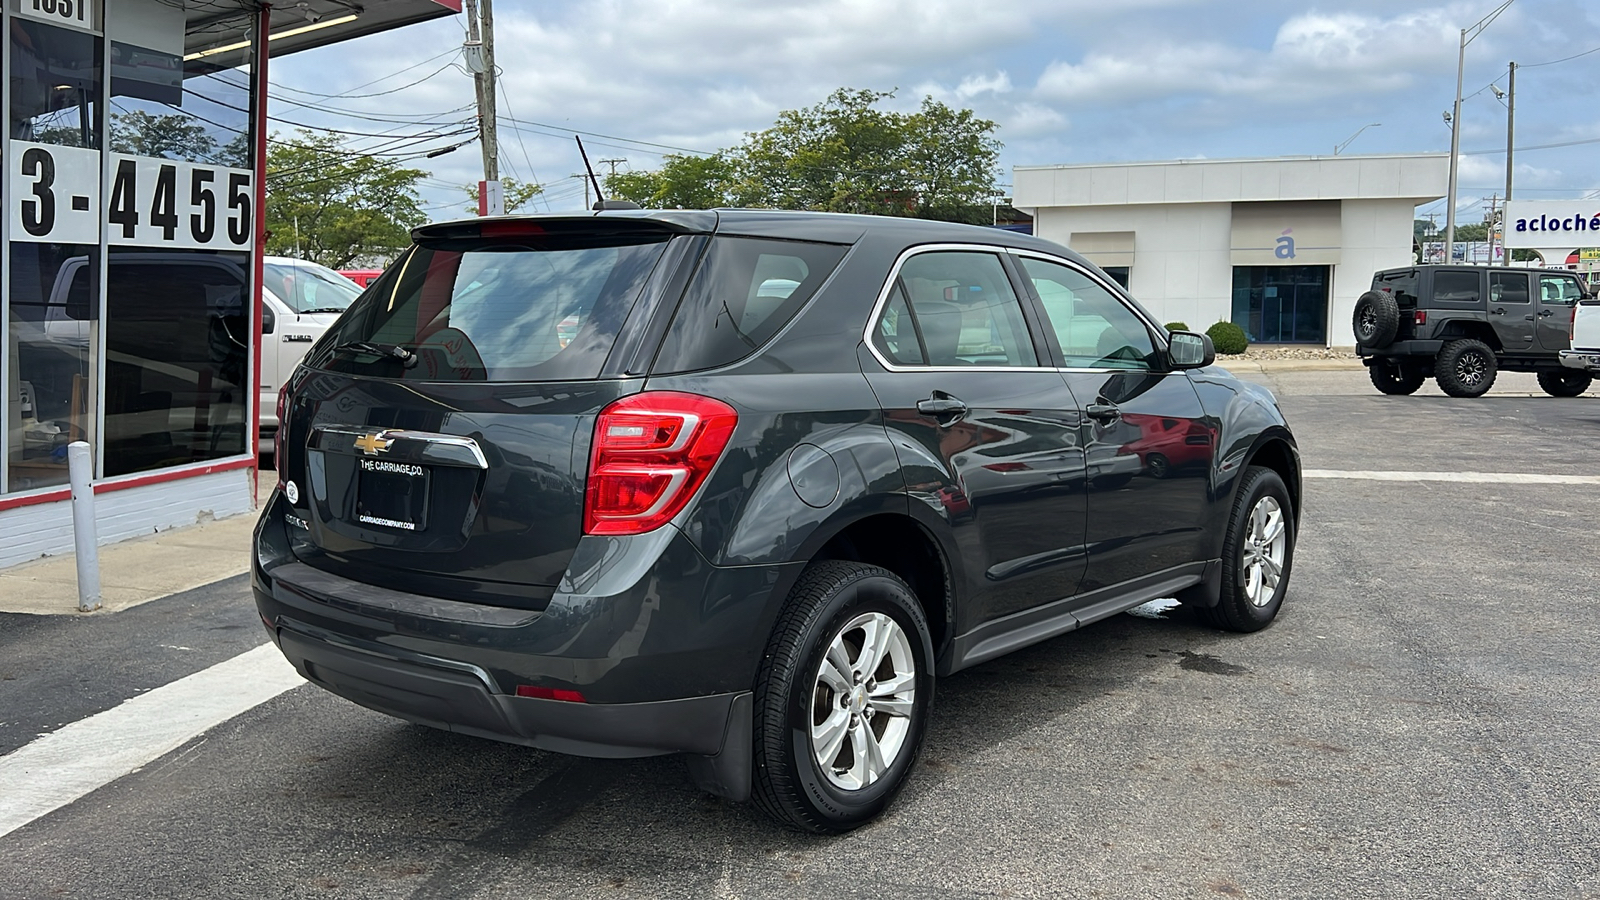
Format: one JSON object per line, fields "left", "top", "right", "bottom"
{"left": 463, "top": 177, "right": 545, "bottom": 214}
{"left": 265, "top": 130, "right": 428, "bottom": 269}
{"left": 608, "top": 88, "right": 1002, "bottom": 223}
{"left": 1454, "top": 222, "right": 1489, "bottom": 242}
{"left": 606, "top": 153, "right": 743, "bottom": 209}
{"left": 109, "top": 110, "right": 218, "bottom": 161}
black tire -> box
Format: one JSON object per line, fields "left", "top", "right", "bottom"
{"left": 1368, "top": 359, "right": 1426, "bottom": 395}
{"left": 1195, "top": 466, "right": 1295, "bottom": 633}
{"left": 1353, "top": 290, "right": 1400, "bottom": 348}
{"left": 1434, "top": 339, "right": 1498, "bottom": 397}
{"left": 752, "top": 561, "right": 934, "bottom": 834}
{"left": 1537, "top": 369, "right": 1593, "bottom": 397}
{"left": 1146, "top": 452, "right": 1170, "bottom": 479}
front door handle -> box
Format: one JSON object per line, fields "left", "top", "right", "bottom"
{"left": 1525, "top": 314, "right": 1536, "bottom": 321}
{"left": 916, "top": 393, "right": 968, "bottom": 422}
{"left": 1085, "top": 402, "right": 1121, "bottom": 423}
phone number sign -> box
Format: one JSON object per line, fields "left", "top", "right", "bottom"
{"left": 9, "top": 140, "right": 255, "bottom": 251}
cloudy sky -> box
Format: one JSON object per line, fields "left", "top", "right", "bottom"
{"left": 269, "top": 0, "right": 1600, "bottom": 223}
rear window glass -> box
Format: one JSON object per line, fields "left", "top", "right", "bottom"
{"left": 651, "top": 237, "right": 848, "bottom": 373}
{"left": 1373, "top": 269, "right": 1419, "bottom": 307}
{"left": 311, "top": 234, "right": 670, "bottom": 381}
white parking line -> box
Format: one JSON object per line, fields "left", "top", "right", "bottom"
{"left": 0, "top": 643, "right": 303, "bottom": 839}
{"left": 1303, "top": 469, "right": 1600, "bottom": 485}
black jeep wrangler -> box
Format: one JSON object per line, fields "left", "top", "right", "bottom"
{"left": 1355, "top": 265, "right": 1594, "bottom": 397}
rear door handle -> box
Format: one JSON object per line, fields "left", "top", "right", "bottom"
{"left": 1538, "top": 309, "right": 1555, "bottom": 318}
{"left": 1085, "top": 403, "right": 1121, "bottom": 423}
{"left": 1525, "top": 314, "right": 1536, "bottom": 321}
{"left": 916, "top": 394, "right": 968, "bottom": 421}
{"left": 1491, "top": 308, "right": 1507, "bottom": 316}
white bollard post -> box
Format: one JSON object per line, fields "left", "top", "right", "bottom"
{"left": 67, "top": 441, "right": 101, "bottom": 612}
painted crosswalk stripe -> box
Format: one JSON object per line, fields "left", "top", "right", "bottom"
{"left": 1302, "top": 469, "right": 1600, "bottom": 485}
{"left": 0, "top": 642, "right": 303, "bottom": 839}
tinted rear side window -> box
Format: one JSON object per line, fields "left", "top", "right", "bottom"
{"left": 1432, "top": 271, "right": 1481, "bottom": 304}
{"left": 311, "top": 234, "right": 670, "bottom": 381}
{"left": 652, "top": 237, "right": 847, "bottom": 373}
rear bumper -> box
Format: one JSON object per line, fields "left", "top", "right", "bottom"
{"left": 252, "top": 490, "right": 795, "bottom": 773}
{"left": 1559, "top": 349, "right": 1600, "bottom": 372}
{"left": 1360, "top": 340, "right": 1443, "bottom": 358}
{"left": 274, "top": 619, "right": 746, "bottom": 759}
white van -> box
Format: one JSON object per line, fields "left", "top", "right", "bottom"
{"left": 32, "top": 254, "right": 361, "bottom": 454}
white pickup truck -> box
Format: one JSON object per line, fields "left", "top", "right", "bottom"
{"left": 1559, "top": 298, "right": 1600, "bottom": 375}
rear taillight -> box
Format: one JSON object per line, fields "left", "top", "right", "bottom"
{"left": 1414, "top": 310, "right": 1428, "bottom": 326}
{"left": 273, "top": 384, "right": 289, "bottom": 479}
{"left": 584, "top": 391, "right": 737, "bottom": 536}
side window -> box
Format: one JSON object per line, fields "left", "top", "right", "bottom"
{"left": 892, "top": 251, "right": 1037, "bottom": 367}
{"left": 1432, "top": 271, "right": 1481, "bottom": 304}
{"left": 872, "top": 283, "right": 925, "bottom": 365}
{"left": 1539, "top": 274, "right": 1583, "bottom": 305}
{"left": 653, "top": 237, "right": 848, "bottom": 374}
{"left": 1489, "top": 271, "right": 1530, "bottom": 304}
{"left": 1019, "top": 257, "right": 1159, "bottom": 370}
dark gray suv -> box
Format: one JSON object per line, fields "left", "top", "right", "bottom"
{"left": 254, "top": 210, "right": 1300, "bottom": 832}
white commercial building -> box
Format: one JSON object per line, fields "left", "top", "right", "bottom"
{"left": 1012, "top": 154, "right": 1449, "bottom": 347}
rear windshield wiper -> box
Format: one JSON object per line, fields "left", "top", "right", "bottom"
{"left": 300, "top": 306, "right": 351, "bottom": 314}
{"left": 330, "top": 340, "right": 418, "bottom": 368}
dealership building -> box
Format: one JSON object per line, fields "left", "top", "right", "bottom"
{"left": 1012, "top": 154, "right": 1450, "bottom": 347}
{"left": 0, "top": 0, "right": 459, "bottom": 569}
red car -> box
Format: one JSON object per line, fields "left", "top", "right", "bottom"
{"left": 339, "top": 269, "right": 384, "bottom": 288}
{"left": 1119, "top": 413, "right": 1215, "bottom": 479}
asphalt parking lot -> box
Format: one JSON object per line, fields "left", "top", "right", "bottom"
{"left": 2, "top": 367, "right": 1597, "bottom": 899}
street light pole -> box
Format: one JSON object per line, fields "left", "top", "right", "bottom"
{"left": 1443, "top": 0, "right": 1517, "bottom": 264}
{"left": 1444, "top": 28, "right": 1466, "bottom": 260}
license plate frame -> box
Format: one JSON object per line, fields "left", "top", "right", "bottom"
{"left": 355, "top": 458, "right": 431, "bottom": 532}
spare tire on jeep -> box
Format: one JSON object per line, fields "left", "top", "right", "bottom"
{"left": 1353, "top": 290, "right": 1400, "bottom": 348}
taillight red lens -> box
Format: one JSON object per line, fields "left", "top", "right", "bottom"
{"left": 515, "top": 685, "right": 586, "bottom": 702}
{"left": 1414, "top": 310, "right": 1427, "bottom": 326}
{"left": 584, "top": 391, "right": 737, "bottom": 535}
{"left": 273, "top": 384, "right": 289, "bottom": 479}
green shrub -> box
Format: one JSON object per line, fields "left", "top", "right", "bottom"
{"left": 1206, "top": 321, "right": 1249, "bottom": 355}
{"left": 1164, "top": 321, "right": 1190, "bottom": 332}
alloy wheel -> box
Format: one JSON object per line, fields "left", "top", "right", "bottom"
{"left": 810, "top": 612, "right": 917, "bottom": 791}
{"left": 1240, "top": 495, "right": 1287, "bottom": 607}
{"left": 1455, "top": 352, "right": 1488, "bottom": 387}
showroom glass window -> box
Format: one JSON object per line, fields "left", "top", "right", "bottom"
{"left": 100, "top": 3, "right": 255, "bottom": 477}
{"left": 7, "top": 13, "right": 105, "bottom": 492}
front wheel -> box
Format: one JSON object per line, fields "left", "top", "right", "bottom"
{"left": 752, "top": 561, "right": 934, "bottom": 833}
{"left": 1537, "top": 369, "right": 1593, "bottom": 397}
{"left": 1196, "top": 466, "right": 1295, "bottom": 633}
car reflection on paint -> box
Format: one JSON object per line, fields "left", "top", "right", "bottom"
{"left": 1119, "top": 413, "right": 1216, "bottom": 480}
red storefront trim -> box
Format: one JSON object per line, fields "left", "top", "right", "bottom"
{"left": 0, "top": 457, "right": 258, "bottom": 513}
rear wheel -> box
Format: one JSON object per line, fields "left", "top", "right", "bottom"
{"left": 752, "top": 561, "right": 933, "bottom": 833}
{"left": 1434, "top": 339, "right": 1497, "bottom": 397}
{"left": 1368, "top": 359, "right": 1426, "bottom": 395}
{"left": 1537, "top": 369, "right": 1593, "bottom": 397}
{"left": 1196, "top": 466, "right": 1295, "bottom": 633}
{"left": 1352, "top": 290, "right": 1400, "bottom": 348}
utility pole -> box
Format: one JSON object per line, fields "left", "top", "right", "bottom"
{"left": 570, "top": 174, "right": 591, "bottom": 210}
{"left": 1484, "top": 194, "right": 1499, "bottom": 265}
{"left": 1505, "top": 61, "right": 1516, "bottom": 203}
{"left": 463, "top": 0, "right": 500, "bottom": 214}
{"left": 597, "top": 158, "right": 627, "bottom": 177}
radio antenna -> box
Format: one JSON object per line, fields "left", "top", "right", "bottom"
{"left": 575, "top": 136, "right": 606, "bottom": 207}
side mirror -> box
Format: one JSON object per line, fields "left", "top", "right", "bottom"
{"left": 1168, "top": 330, "right": 1214, "bottom": 369}
{"left": 261, "top": 304, "right": 276, "bottom": 335}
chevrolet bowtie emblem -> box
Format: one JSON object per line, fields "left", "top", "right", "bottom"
{"left": 353, "top": 432, "right": 394, "bottom": 455}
